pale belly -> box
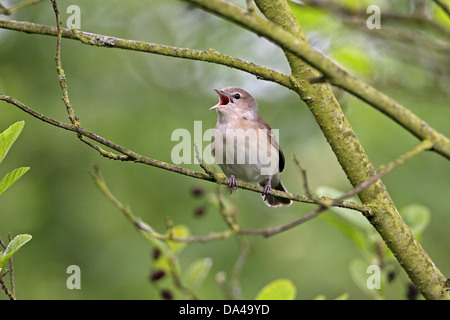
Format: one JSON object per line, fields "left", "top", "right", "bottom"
{"left": 212, "top": 127, "right": 280, "bottom": 184}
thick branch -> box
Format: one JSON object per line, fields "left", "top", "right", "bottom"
{"left": 183, "top": 0, "right": 450, "bottom": 160}
{"left": 250, "top": 0, "right": 449, "bottom": 300}
{"left": 0, "top": 15, "right": 448, "bottom": 159}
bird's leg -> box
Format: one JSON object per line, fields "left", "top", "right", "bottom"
{"left": 228, "top": 174, "right": 238, "bottom": 194}
{"left": 262, "top": 177, "right": 272, "bottom": 200}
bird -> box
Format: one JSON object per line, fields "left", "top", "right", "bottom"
{"left": 209, "top": 86, "right": 292, "bottom": 207}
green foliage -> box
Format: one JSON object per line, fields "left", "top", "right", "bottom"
{"left": 1, "top": 0, "right": 448, "bottom": 300}
{"left": 0, "top": 167, "right": 30, "bottom": 197}
{"left": 0, "top": 121, "right": 29, "bottom": 197}
{"left": 317, "top": 186, "right": 431, "bottom": 299}
{"left": 167, "top": 225, "right": 190, "bottom": 254}
{"left": 0, "top": 234, "right": 32, "bottom": 274}
{"left": 0, "top": 121, "right": 32, "bottom": 299}
{"left": 150, "top": 224, "right": 213, "bottom": 299}
{"left": 185, "top": 257, "right": 212, "bottom": 293}
{"left": 400, "top": 204, "right": 431, "bottom": 240}
{"left": 331, "top": 45, "right": 374, "bottom": 78}
{"left": 255, "top": 279, "right": 296, "bottom": 300}
{"left": 0, "top": 121, "right": 24, "bottom": 164}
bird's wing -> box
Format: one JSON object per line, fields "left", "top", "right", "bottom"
{"left": 256, "top": 115, "right": 286, "bottom": 173}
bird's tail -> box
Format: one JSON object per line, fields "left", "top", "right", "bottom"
{"left": 261, "top": 181, "right": 293, "bottom": 207}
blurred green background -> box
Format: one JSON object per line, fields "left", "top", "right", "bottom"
{"left": 0, "top": 0, "right": 449, "bottom": 299}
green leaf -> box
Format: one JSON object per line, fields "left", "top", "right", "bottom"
{"left": 0, "top": 234, "right": 32, "bottom": 272}
{"left": 186, "top": 257, "right": 212, "bottom": 292}
{"left": 400, "top": 204, "right": 431, "bottom": 238}
{"left": 349, "top": 258, "right": 385, "bottom": 298}
{"left": 331, "top": 45, "right": 374, "bottom": 78}
{"left": 316, "top": 186, "right": 372, "bottom": 250}
{"left": 321, "top": 212, "right": 368, "bottom": 251}
{"left": 0, "top": 121, "right": 25, "bottom": 165}
{"left": 334, "top": 293, "right": 349, "bottom": 300}
{"left": 255, "top": 279, "right": 296, "bottom": 300}
{"left": 167, "top": 224, "right": 190, "bottom": 254}
{"left": 0, "top": 167, "right": 30, "bottom": 196}
{"left": 313, "top": 293, "right": 349, "bottom": 300}
{"left": 349, "top": 258, "right": 371, "bottom": 294}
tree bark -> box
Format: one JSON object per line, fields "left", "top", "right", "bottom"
{"left": 254, "top": 0, "right": 450, "bottom": 300}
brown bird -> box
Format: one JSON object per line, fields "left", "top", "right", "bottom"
{"left": 210, "top": 87, "right": 292, "bottom": 207}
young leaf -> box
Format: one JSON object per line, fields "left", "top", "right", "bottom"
{"left": 0, "top": 121, "right": 25, "bottom": 165}
{"left": 0, "top": 167, "right": 30, "bottom": 196}
{"left": 349, "top": 258, "right": 385, "bottom": 298}
{"left": 316, "top": 186, "right": 372, "bottom": 250}
{"left": 255, "top": 279, "right": 296, "bottom": 300}
{"left": 400, "top": 204, "right": 431, "bottom": 238}
{"left": 331, "top": 45, "right": 374, "bottom": 78}
{"left": 167, "top": 224, "right": 190, "bottom": 254}
{"left": 186, "top": 257, "right": 212, "bottom": 292}
{"left": 0, "top": 234, "right": 32, "bottom": 272}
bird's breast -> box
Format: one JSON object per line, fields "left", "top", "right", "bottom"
{"left": 211, "top": 123, "right": 280, "bottom": 183}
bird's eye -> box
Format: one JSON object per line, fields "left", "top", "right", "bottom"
{"left": 234, "top": 93, "right": 241, "bottom": 100}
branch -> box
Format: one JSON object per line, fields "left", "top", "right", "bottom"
{"left": 182, "top": 0, "right": 450, "bottom": 160}
{"left": 1, "top": 0, "right": 448, "bottom": 299}
{"left": 51, "top": 0, "right": 78, "bottom": 127}
{"left": 240, "top": 139, "right": 434, "bottom": 238}
{"left": 0, "top": 93, "right": 369, "bottom": 214}
{"left": 295, "top": 0, "right": 450, "bottom": 39}
{"left": 90, "top": 137, "right": 433, "bottom": 242}
{"left": 0, "top": 14, "right": 448, "bottom": 158}
{"left": 434, "top": 0, "right": 450, "bottom": 18}
{"left": 0, "top": 0, "right": 42, "bottom": 16}
{"left": 0, "top": 18, "right": 291, "bottom": 89}
{"left": 250, "top": 0, "right": 450, "bottom": 300}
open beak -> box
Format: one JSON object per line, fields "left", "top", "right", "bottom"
{"left": 210, "top": 89, "right": 230, "bottom": 110}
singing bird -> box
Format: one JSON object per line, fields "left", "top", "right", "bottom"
{"left": 210, "top": 87, "right": 292, "bottom": 207}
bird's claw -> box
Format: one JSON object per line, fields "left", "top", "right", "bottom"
{"left": 228, "top": 174, "right": 238, "bottom": 194}
{"left": 263, "top": 181, "right": 272, "bottom": 200}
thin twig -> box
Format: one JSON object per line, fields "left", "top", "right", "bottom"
{"left": 334, "top": 139, "right": 433, "bottom": 203}
{"left": 91, "top": 138, "right": 432, "bottom": 242}
{"left": 50, "top": 0, "right": 78, "bottom": 127}
{"left": 7, "top": 233, "right": 15, "bottom": 299}
{"left": 216, "top": 186, "right": 239, "bottom": 231}
{"left": 231, "top": 236, "right": 250, "bottom": 300}
{"left": 239, "top": 139, "right": 434, "bottom": 238}
{"left": 434, "top": 0, "right": 450, "bottom": 18}
{"left": 292, "top": 153, "right": 312, "bottom": 198}
{"left": 0, "top": 0, "right": 43, "bottom": 16}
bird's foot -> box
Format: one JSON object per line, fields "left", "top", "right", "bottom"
{"left": 228, "top": 174, "right": 238, "bottom": 194}
{"left": 262, "top": 180, "right": 272, "bottom": 200}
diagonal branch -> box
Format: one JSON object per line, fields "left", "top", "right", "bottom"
{"left": 240, "top": 139, "right": 434, "bottom": 238}
{"left": 434, "top": 0, "right": 450, "bottom": 18}
{"left": 0, "top": 93, "right": 369, "bottom": 214}
{"left": 0, "top": 13, "right": 448, "bottom": 159}
{"left": 182, "top": 0, "right": 450, "bottom": 160}
{"left": 0, "top": 0, "right": 43, "bottom": 16}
